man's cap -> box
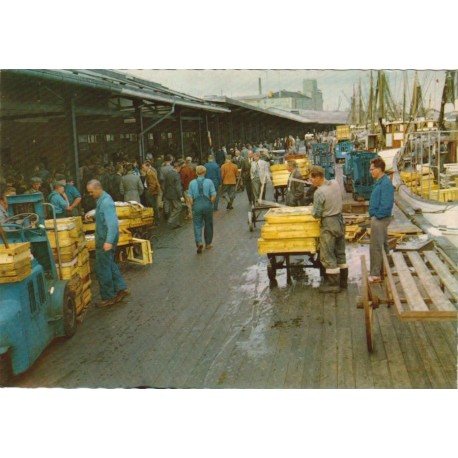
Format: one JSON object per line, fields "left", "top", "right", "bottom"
{"left": 53, "top": 180, "right": 65, "bottom": 187}
{"left": 30, "top": 176, "right": 42, "bottom": 184}
{"left": 185, "top": 156, "right": 193, "bottom": 162}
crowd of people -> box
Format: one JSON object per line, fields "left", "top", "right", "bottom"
{"left": 1, "top": 134, "right": 395, "bottom": 304}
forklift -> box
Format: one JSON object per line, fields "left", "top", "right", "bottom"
{"left": 0, "top": 193, "right": 77, "bottom": 386}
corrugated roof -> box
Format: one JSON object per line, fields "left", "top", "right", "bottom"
{"left": 269, "top": 108, "right": 350, "bottom": 124}
{"left": 7, "top": 69, "right": 230, "bottom": 113}
{"left": 204, "top": 96, "right": 313, "bottom": 124}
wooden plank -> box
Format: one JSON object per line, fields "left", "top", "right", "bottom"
{"left": 319, "top": 292, "right": 338, "bottom": 388}
{"left": 391, "top": 252, "right": 429, "bottom": 313}
{"left": 382, "top": 251, "right": 407, "bottom": 317}
{"left": 336, "top": 288, "right": 356, "bottom": 388}
{"left": 301, "top": 288, "right": 324, "bottom": 388}
{"left": 423, "top": 251, "right": 458, "bottom": 303}
{"left": 412, "top": 322, "right": 453, "bottom": 388}
{"left": 406, "top": 251, "right": 457, "bottom": 314}
{"left": 422, "top": 322, "right": 458, "bottom": 387}
{"left": 376, "top": 302, "right": 412, "bottom": 388}
{"left": 389, "top": 315, "right": 432, "bottom": 388}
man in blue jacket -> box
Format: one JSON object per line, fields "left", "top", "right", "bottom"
{"left": 368, "top": 157, "right": 394, "bottom": 282}
{"left": 204, "top": 155, "right": 222, "bottom": 211}
{"left": 86, "top": 179, "right": 129, "bottom": 307}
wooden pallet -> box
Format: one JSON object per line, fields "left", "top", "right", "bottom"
{"left": 358, "top": 248, "right": 458, "bottom": 352}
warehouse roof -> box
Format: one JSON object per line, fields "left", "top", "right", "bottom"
{"left": 204, "top": 95, "right": 313, "bottom": 124}
{"left": 268, "top": 108, "right": 350, "bottom": 124}
{"left": 7, "top": 69, "right": 230, "bottom": 113}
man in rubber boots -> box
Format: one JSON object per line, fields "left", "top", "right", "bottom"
{"left": 309, "top": 166, "right": 348, "bottom": 293}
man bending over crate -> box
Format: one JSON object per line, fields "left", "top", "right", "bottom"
{"left": 86, "top": 179, "right": 130, "bottom": 307}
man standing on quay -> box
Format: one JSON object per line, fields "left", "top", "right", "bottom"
{"left": 368, "top": 157, "right": 394, "bottom": 282}
{"left": 220, "top": 155, "right": 239, "bottom": 209}
{"left": 86, "top": 179, "right": 129, "bottom": 307}
{"left": 309, "top": 166, "right": 347, "bottom": 293}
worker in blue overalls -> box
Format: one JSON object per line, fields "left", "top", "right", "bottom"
{"left": 85, "top": 179, "right": 129, "bottom": 307}
{"left": 188, "top": 165, "right": 217, "bottom": 254}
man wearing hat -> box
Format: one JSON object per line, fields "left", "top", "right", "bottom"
{"left": 47, "top": 181, "right": 71, "bottom": 218}
{"left": 24, "top": 176, "right": 43, "bottom": 195}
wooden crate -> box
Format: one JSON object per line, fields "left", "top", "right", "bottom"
{"left": 126, "top": 238, "right": 153, "bottom": 265}
{"left": 45, "top": 216, "right": 83, "bottom": 232}
{"left": 56, "top": 258, "right": 78, "bottom": 280}
{"left": 258, "top": 237, "right": 318, "bottom": 255}
{"left": 264, "top": 206, "right": 318, "bottom": 224}
{"left": 261, "top": 222, "right": 320, "bottom": 239}
{"left": 429, "top": 187, "right": 458, "bottom": 202}
{"left": 52, "top": 242, "right": 79, "bottom": 263}
{"left": 77, "top": 260, "right": 91, "bottom": 279}
{"left": 0, "top": 242, "right": 31, "bottom": 264}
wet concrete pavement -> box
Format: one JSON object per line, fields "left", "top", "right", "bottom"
{"left": 10, "top": 165, "right": 457, "bottom": 388}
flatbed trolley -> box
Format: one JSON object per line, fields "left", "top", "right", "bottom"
{"left": 266, "top": 251, "right": 322, "bottom": 288}
{"left": 248, "top": 202, "right": 280, "bottom": 232}
{"left": 358, "top": 248, "right": 458, "bottom": 352}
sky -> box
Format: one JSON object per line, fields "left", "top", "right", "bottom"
{"left": 122, "top": 69, "right": 449, "bottom": 112}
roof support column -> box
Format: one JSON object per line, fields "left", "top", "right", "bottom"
{"left": 69, "top": 97, "right": 81, "bottom": 191}
{"left": 178, "top": 108, "right": 184, "bottom": 158}
{"left": 135, "top": 101, "right": 145, "bottom": 162}
{"left": 198, "top": 113, "right": 203, "bottom": 163}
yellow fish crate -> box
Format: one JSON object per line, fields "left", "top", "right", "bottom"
{"left": 264, "top": 206, "right": 318, "bottom": 224}
{"left": 261, "top": 222, "right": 320, "bottom": 239}
{"left": 429, "top": 187, "right": 458, "bottom": 202}
{"left": 258, "top": 237, "right": 318, "bottom": 255}
{"left": 45, "top": 216, "right": 83, "bottom": 232}
{"left": 0, "top": 242, "right": 32, "bottom": 283}
{"left": 56, "top": 258, "right": 79, "bottom": 280}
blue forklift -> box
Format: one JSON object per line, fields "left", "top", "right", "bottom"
{"left": 0, "top": 193, "right": 77, "bottom": 386}
{"left": 334, "top": 140, "right": 354, "bottom": 164}
{"left": 343, "top": 150, "right": 378, "bottom": 200}
{"left": 312, "top": 142, "right": 335, "bottom": 180}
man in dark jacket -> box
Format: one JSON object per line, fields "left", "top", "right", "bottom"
{"left": 163, "top": 161, "right": 184, "bottom": 229}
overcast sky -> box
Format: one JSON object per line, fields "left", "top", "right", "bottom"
{"left": 122, "top": 69, "right": 448, "bottom": 112}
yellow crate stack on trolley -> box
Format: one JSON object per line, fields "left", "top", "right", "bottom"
{"left": 45, "top": 216, "right": 92, "bottom": 318}
{"left": 258, "top": 207, "right": 320, "bottom": 255}
{"left": 83, "top": 202, "right": 153, "bottom": 266}
{"left": 270, "top": 156, "right": 311, "bottom": 188}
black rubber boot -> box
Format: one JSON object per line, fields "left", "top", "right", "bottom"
{"left": 319, "top": 273, "right": 341, "bottom": 293}
{"left": 340, "top": 268, "right": 348, "bottom": 289}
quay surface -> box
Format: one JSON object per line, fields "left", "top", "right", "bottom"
{"left": 10, "top": 165, "right": 457, "bottom": 389}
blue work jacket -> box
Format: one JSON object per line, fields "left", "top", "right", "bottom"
{"left": 204, "top": 162, "right": 222, "bottom": 186}
{"left": 369, "top": 174, "right": 394, "bottom": 219}
{"left": 95, "top": 191, "right": 119, "bottom": 248}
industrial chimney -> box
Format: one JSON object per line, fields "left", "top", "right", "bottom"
{"left": 258, "top": 78, "right": 262, "bottom": 95}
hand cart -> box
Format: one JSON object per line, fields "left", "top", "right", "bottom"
{"left": 266, "top": 250, "right": 322, "bottom": 288}
{"left": 247, "top": 181, "right": 284, "bottom": 232}
{"left": 358, "top": 248, "right": 458, "bottom": 352}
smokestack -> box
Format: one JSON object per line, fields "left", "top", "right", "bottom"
{"left": 258, "top": 78, "right": 262, "bottom": 95}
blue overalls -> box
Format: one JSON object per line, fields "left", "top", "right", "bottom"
{"left": 95, "top": 192, "right": 127, "bottom": 300}
{"left": 192, "top": 179, "right": 214, "bottom": 246}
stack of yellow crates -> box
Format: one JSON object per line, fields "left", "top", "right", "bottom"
{"left": 45, "top": 216, "right": 92, "bottom": 318}
{"left": 0, "top": 242, "right": 32, "bottom": 284}
{"left": 271, "top": 156, "right": 311, "bottom": 187}
{"left": 258, "top": 207, "right": 320, "bottom": 255}
{"left": 400, "top": 166, "right": 439, "bottom": 198}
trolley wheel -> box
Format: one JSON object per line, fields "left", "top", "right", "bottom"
{"left": 248, "top": 212, "right": 254, "bottom": 231}
{"left": 361, "top": 255, "right": 374, "bottom": 352}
